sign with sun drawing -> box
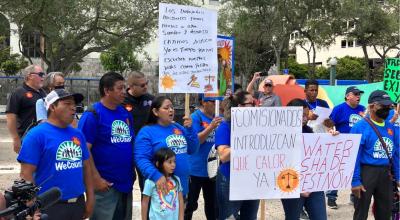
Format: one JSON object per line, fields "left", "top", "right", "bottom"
{"left": 158, "top": 3, "right": 218, "bottom": 93}
{"left": 229, "top": 107, "right": 303, "bottom": 200}
{"left": 217, "top": 35, "right": 235, "bottom": 97}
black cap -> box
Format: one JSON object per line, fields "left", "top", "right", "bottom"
{"left": 368, "top": 90, "right": 394, "bottom": 105}
{"left": 45, "top": 89, "right": 84, "bottom": 110}
{"left": 345, "top": 86, "right": 364, "bottom": 95}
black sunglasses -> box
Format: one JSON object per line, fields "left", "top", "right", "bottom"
{"left": 31, "top": 72, "right": 46, "bottom": 78}
{"left": 133, "top": 80, "right": 149, "bottom": 88}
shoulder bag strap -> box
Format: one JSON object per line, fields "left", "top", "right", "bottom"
{"left": 364, "top": 117, "right": 394, "bottom": 178}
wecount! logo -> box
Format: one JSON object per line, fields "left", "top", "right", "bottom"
{"left": 111, "top": 120, "right": 132, "bottom": 143}
{"left": 55, "top": 141, "right": 83, "bottom": 171}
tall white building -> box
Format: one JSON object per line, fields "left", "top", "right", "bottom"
{"left": 290, "top": 24, "right": 399, "bottom": 67}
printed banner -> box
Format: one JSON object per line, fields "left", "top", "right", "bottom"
{"left": 383, "top": 58, "right": 400, "bottom": 103}
{"left": 217, "top": 35, "right": 235, "bottom": 97}
{"left": 230, "top": 107, "right": 303, "bottom": 200}
{"left": 300, "top": 133, "right": 361, "bottom": 193}
{"left": 158, "top": 3, "right": 218, "bottom": 93}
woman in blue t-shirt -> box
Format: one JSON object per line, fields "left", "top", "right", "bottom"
{"left": 134, "top": 96, "right": 200, "bottom": 197}
{"left": 215, "top": 91, "right": 260, "bottom": 220}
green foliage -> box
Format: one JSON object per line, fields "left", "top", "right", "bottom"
{"left": 336, "top": 56, "right": 367, "bottom": 80}
{"left": 0, "top": 37, "right": 27, "bottom": 75}
{"left": 287, "top": 56, "right": 366, "bottom": 80}
{"left": 100, "top": 41, "right": 142, "bottom": 74}
{"left": 338, "top": 0, "right": 399, "bottom": 81}
{"left": 287, "top": 57, "right": 308, "bottom": 79}
{"left": 315, "top": 66, "right": 329, "bottom": 79}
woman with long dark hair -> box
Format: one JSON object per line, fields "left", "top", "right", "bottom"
{"left": 134, "top": 96, "right": 199, "bottom": 198}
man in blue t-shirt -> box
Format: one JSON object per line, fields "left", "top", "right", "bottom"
{"left": 350, "top": 90, "right": 399, "bottom": 220}
{"left": 18, "top": 89, "right": 94, "bottom": 220}
{"left": 324, "top": 86, "right": 366, "bottom": 209}
{"left": 78, "top": 72, "right": 135, "bottom": 220}
{"left": 185, "top": 94, "right": 222, "bottom": 220}
{"left": 304, "top": 79, "right": 330, "bottom": 133}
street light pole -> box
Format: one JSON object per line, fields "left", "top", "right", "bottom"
{"left": 329, "top": 57, "right": 337, "bottom": 86}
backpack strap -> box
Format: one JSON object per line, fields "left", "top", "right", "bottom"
{"left": 364, "top": 117, "right": 394, "bottom": 179}
{"left": 85, "top": 104, "right": 98, "bottom": 119}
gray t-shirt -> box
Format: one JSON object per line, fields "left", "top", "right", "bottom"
{"left": 255, "top": 91, "right": 282, "bottom": 107}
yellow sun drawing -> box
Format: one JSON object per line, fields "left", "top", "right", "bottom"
{"left": 160, "top": 74, "right": 176, "bottom": 91}
{"left": 218, "top": 41, "right": 232, "bottom": 65}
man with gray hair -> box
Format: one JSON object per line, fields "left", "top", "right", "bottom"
{"left": 6, "top": 65, "right": 46, "bottom": 153}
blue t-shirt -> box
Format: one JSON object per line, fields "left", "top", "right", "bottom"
{"left": 330, "top": 102, "right": 365, "bottom": 133}
{"left": 78, "top": 102, "right": 135, "bottom": 193}
{"left": 143, "top": 176, "right": 182, "bottom": 220}
{"left": 215, "top": 120, "right": 231, "bottom": 178}
{"left": 305, "top": 98, "right": 330, "bottom": 110}
{"left": 35, "top": 98, "right": 47, "bottom": 122}
{"left": 350, "top": 119, "right": 400, "bottom": 187}
{"left": 134, "top": 123, "right": 199, "bottom": 196}
{"left": 189, "top": 110, "right": 215, "bottom": 177}
{"left": 17, "top": 122, "right": 89, "bottom": 200}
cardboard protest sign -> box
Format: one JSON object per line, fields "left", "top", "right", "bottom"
{"left": 158, "top": 3, "right": 218, "bottom": 93}
{"left": 383, "top": 58, "right": 400, "bottom": 103}
{"left": 217, "top": 35, "right": 234, "bottom": 97}
{"left": 230, "top": 107, "right": 303, "bottom": 200}
{"left": 300, "top": 133, "right": 361, "bottom": 193}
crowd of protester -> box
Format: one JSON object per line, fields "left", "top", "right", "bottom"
{"left": 4, "top": 65, "right": 399, "bottom": 220}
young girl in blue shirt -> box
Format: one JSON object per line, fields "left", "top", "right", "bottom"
{"left": 142, "top": 148, "right": 184, "bottom": 220}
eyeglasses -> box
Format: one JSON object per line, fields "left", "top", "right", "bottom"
{"left": 352, "top": 92, "right": 361, "bottom": 96}
{"left": 133, "top": 80, "right": 149, "bottom": 88}
{"left": 30, "top": 72, "right": 46, "bottom": 78}
{"left": 264, "top": 84, "right": 273, "bottom": 87}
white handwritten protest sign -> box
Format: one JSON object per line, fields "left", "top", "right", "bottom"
{"left": 230, "top": 107, "right": 303, "bottom": 200}
{"left": 314, "top": 106, "right": 332, "bottom": 124}
{"left": 158, "top": 3, "right": 218, "bottom": 93}
{"left": 300, "top": 133, "right": 361, "bottom": 193}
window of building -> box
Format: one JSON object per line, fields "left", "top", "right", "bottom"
{"left": 21, "top": 31, "right": 42, "bottom": 58}
{"left": 341, "top": 40, "right": 347, "bottom": 48}
{"left": 348, "top": 40, "right": 354, "bottom": 47}
{"left": 356, "top": 40, "right": 362, "bottom": 47}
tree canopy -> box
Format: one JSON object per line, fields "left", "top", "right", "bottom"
{"left": 1, "top": 0, "right": 186, "bottom": 74}
{"left": 218, "top": 0, "right": 399, "bottom": 82}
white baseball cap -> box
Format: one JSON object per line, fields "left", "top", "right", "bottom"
{"left": 45, "top": 89, "right": 84, "bottom": 110}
